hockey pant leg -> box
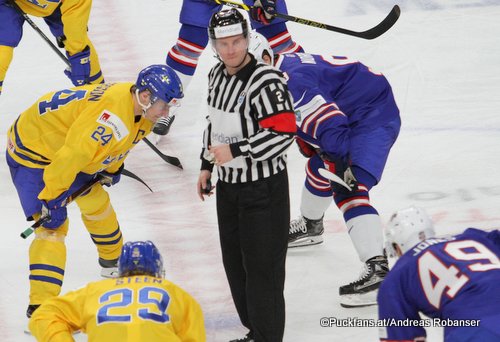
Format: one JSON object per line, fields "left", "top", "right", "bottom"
{"left": 43, "top": 5, "right": 104, "bottom": 85}
{"left": 166, "top": 24, "right": 208, "bottom": 89}
{"left": 0, "top": 2, "right": 23, "bottom": 95}
{"left": 75, "top": 184, "right": 122, "bottom": 264}
{"left": 0, "top": 45, "right": 13, "bottom": 95}
{"left": 29, "top": 216, "right": 68, "bottom": 305}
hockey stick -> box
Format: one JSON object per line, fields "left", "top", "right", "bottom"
{"left": 122, "top": 168, "right": 153, "bottom": 192}
{"left": 214, "top": 0, "right": 401, "bottom": 40}
{"left": 317, "top": 168, "right": 352, "bottom": 192}
{"left": 9, "top": 1, "right": 181, "bottom": 169}
{"left": 142, "top": 137, "right": 183, "bottom": 169}
{"left": 8, "top": 0, "right": 70, "bottom": 67}
{"left": 20, "top": 176, "right": 103, "bottom": 239}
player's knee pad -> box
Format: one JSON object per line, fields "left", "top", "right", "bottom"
{"left": 32, "top": 213, "right": 68, "bottom": 242}
{"left": 76, "top": 184, "right": 118, "bottom": 229}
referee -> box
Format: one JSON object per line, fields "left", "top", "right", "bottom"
{"left": 196, "top": 9, "right": 296, "bottom": 342}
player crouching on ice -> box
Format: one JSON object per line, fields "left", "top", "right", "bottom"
{"left": 379, "top": 206, "right": 500, "bottom": 342}
{"left": 29, "top": 241, "right": 206, "bottom": 341}
{"left": 6, "top": 64, "right": 183, "bottom": 319}
{"left": 248, "top": 31, "right": 400, "bottom": 307}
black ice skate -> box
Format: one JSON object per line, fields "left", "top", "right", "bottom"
{"left": 153, "top": 114, "right": 175, "bottom": 136}
{"left": 339, "top": 255, "right": 388, "bottom": 308}
{"left": 99, "top": 257, "right": 119, "bottom": 278}
{"left": 288, "top": 216, "right": 324, "bottom": 248}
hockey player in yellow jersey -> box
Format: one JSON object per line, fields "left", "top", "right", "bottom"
{"left": 29, "top": 240, "right": 206, "bottom": 342}
{"left": 0, "top": 0, "right": 104, "bottom": 95}
{"left": 6, "top": 65, "right": 184, "bottom": 319}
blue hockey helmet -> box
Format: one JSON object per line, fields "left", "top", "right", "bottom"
{"left": 118, "top": 240, "right": 164, "bottom": 278}
{"left": 136, "top": 65, "right": 184, "bottom": 106}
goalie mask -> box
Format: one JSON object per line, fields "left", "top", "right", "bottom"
{"left": 385, "top": 206, "right": 436, "bottom": 257}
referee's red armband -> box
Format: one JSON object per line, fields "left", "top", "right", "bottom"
{"left": 259, "top": 112, "right": 297, "bottom": 133}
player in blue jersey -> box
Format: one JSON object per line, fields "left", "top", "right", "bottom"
{"left": 379, "top": 206, "right": 500, "bottom": 342}
{"left": 154, "top": 0, "right": 303, "bottom": 136}
{"left": 249, "top": 31, "right": 401, "bottom": 307}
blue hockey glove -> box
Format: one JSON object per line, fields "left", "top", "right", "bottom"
{"left": 321, "top": 153, "right": 358, "bottom": 194}
{"left": 250, "top": 0, "right": 277, "bottom": 24}
{"left": 40, "top": 200, "right": 67, "bottom": 229}
{"left": 64, "top": 46, "right": 91, "bottom": 86}
{"left": 99, "top": 164, "right": 124, "bottom": 187}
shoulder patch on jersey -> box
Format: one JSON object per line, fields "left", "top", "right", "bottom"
{"left": 97, "top": 111, "right": 129, "bottom": 142}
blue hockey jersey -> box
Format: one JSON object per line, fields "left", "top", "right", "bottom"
{"left": 378, "top": 228, "right": 500, "bottom": 341}
{"left": 179, "top": 0, "right": 288, "bottom": 28}
{"left": 275, "top": 53, "right": 400, "bottom": 180}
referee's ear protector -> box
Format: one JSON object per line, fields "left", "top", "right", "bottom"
{"left": 201, "top": 179, "right": 212, "bottom": 194}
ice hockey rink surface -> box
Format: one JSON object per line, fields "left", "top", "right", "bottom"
{"left": 1, "top": 0, "right": 499, "bottom": 341}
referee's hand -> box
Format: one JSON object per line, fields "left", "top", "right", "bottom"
{"left": 197, "top": 170, "right": 214, "bottom": 201}
{"left": 209, "top": 144, "right": 234, "bottom": 166}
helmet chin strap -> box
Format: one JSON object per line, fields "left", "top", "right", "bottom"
{"left": 135, "top": 89, "right": 152, "bottom": 115}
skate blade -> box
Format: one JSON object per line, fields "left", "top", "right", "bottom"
{"left": 340, "top": 291, "right": 378, "bottom": 308}
{"left": 153, "top": 133, "right": 163, "bottom": 145}
{"left": 288, "top": 235, "right": 324, "bottom": 248}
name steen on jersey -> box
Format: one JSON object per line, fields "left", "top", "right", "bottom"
{"left": 97, "top": 110, "right": 129, "bottom": 142}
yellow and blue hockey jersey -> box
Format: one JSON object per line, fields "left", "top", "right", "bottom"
{"left": 29, "top": 275, "right": 206, "bottom": 342}
{"left": 7, "top": 82, "right": 153, "bottom": 202}
{"left": 15, "top": 0, "right": 92, "bottom": 55}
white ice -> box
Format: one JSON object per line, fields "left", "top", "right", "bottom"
{"left": 1, "top": 0, "right": 499, "bottom": 341}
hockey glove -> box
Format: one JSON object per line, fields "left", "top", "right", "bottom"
{"left": 40, "top": 200, "right": 67, "bottom": 229}
{"left": 64, "top": 46, "right": 91, "bottom": 86}
{"left": 250, "top": 0, "right": 277, "bottom": 24}
{"left": 296, "top": 137, "right": 317, "bottom": 158}
{"left": 321, "top": 153, "right": 358, "bottom": 194}
{"left": 99, "top": 164, "right": 124, "bottom": 187}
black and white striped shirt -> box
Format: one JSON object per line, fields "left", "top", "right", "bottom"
{"left": 201, "top": 55, "right": 296, "bottom": 183}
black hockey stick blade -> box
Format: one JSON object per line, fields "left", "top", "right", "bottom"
{"left": 20, "top": 176, "right": 103, "bottom": 239}
{"left": 122, "top": 168, "right": 153, "bottom": 192}
{"left": 276, "top": 5, "right": 401, "bottom": 40}
{"left": 142, "top": 137, "right": 183, "bottom": 169}
{"left": 214, "top": 0, "right": 400, "bottom": 40}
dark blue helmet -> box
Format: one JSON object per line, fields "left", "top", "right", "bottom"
{"left": 136, "top": 65, "right": 184, "bottom": 105}
{"left": 118, "top": 241, "right": 164, "bottom": 278}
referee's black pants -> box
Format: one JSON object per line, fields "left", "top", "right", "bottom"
{"left": 216, "top": 169, "right": 290, "bottom": 342}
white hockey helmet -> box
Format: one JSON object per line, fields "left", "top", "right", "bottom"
{"left": 385, "top": 206, "right": 436, "bottom": 257}
{"left": 248, "top": 31, "right": 274, "bottom": 65}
